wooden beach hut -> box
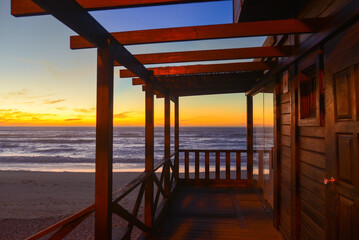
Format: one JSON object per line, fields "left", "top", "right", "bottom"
{"left": 11, "top": 0, "right": 359, "bottom": 239}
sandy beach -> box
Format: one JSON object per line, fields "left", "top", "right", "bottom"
{"left": 0, "top": 171, "right": 141, "bottom": 239}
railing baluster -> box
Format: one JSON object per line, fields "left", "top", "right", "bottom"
{"left": 205, "top": 151, "right": 210, "bottom": 180}
{"left": 236, "top": 151, "right": 241, "bottom": 180}
{"left": 226, "top": 151, "right": 230, "bottom": 180}
{"left": 259, "top": 150, "right": 264, "bottom": 188}
{"left": 195, "top": 151, "right": 199, "bottom": 180}
{"left": 216, "top": 151, "right": 220, "bottom": 180}
{"left": 185, "top": 151, "right": 189, "bottom": 180}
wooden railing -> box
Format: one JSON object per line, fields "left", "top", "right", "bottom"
{"left": 25, "top": 148, "right": 274, "bottom": 239}
{"left": 177, "top": 149, "right": 272, "bottom": 186}
{"left": 26, "top": 152, "right": 178, "bottom": 240}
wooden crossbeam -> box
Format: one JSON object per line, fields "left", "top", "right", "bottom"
{"left": 31, "top": 0, "right": 168, "bottom": 97}
{"left": 112, "top": 202, "right": 151, "bottom": 233}
{"left": 172, "top": 87, "right": 252, "bottom": 96}
{"left": 115, "top": 46, "right": 293, "bottom": 65}
{"left": 121, "top": 61, "right": 275, "bottom": 78}
{"left": 11, "top": 0, "right": 223, "bottom": 17}
{"left": 71, "top": 18, "right": 324, "bottom": 49}
{"left": 132, "top": 71, "right": 263, "bottom": 86}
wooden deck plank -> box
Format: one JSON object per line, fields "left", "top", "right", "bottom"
{"left": 148, "top": 186, "right": 282, "bottom": 239}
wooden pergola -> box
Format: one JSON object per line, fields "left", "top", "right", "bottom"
{"left": 13, "top": 0, "right": 357, "bottom": 239}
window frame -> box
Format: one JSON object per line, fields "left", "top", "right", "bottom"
{"left": 297, "top": 50, "right": 324, "bottom": 126}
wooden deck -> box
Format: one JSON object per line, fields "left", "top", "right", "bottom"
{"left": 148, "top": 185, "right": 282, "bottom": 240}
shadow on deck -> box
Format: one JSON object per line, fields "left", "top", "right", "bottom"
{"left": 148, "top": 185, "right": 282, "bottom": 240}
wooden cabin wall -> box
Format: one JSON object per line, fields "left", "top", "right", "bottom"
{"left": 272, "top": 1, "right": 356, "bottom": 239}
{"left": 296, "top": 96, "right": 326, "bottom": 239}
{"left": 276, "top": 56, "right": 326, "bottom": 240}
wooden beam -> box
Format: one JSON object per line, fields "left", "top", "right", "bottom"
{"left": 133, "top": 78, "right": 145, "bottom": 85}
{"left": 12, "top": 0, "right": 224, "bottom": 17}
{"left": 171, "top": 87, "right": 252, "bottom": 96}
{"left": 133, "top": 72, "right": 263, "bottom": 86}
{"left": 145, "top": 81, "right": 154, "bottom": 228}
{"left": 95, "top": 41, "right": 114, "bottom": 240}
{"left": 115, "top": 46, "right": 294, "bottom": 65}
{"left": 71, "top": 18, "right": 324, "bottom": 49}
{"left": 121, "top": 61, "right": 275, "bottom": 78}
{"left": 31, "top": 0, "right": 168, "bottom": 97}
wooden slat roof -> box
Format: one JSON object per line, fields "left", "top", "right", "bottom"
{"left": 120, "top": 62, "right": 275, "bottom": 78}
{"left": 136, "top": 72, "right": 262, "bottom": 97}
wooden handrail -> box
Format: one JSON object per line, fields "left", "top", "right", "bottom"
{"left": 26, "top": 149, "right": 273, "bottom": 239}
{"left": 26, "top": 204, "right": 95, "bottom": 240}
{"left": 113, "top": 151, "right": 177, "bottom": 202}
{"left": 178, "top": 149, "right": 271, "bottom": 153}
{"left": 26, "top": 151, "right": 178, "bottom": 240}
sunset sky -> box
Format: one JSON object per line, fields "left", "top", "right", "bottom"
{"left": 0, "top": 0, "right": 273, "bottom": 127}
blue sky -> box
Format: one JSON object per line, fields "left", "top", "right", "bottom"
{"left": 0, "top": 0, "right": 267, "bottom": 126}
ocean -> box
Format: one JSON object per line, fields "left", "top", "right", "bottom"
{"left": 0, "top": 127, "right": 273, "bottom": 172}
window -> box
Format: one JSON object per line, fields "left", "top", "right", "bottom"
{"left": 300, "top": 64, "right": 316, "bottom": 119}
{"left": 298, "top": 51, "right": 324, "bottom": 126}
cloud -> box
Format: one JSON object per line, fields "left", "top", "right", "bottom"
{"left": 7, "top": 89, "right": 29, "bottom": 96}
{"left": 73, "top": 108, "right": 95, "bottom": 113}
{"left": 4, "top": 88, "right": 55, "bottom": 101}
{"left": 64, "top": 118, "right": 82, "bottom": 121}
{"left": 56, "top": 107, "right": 66, "bottom": 110}
{"left": 14, "top": 58, "right": 60, "bottom": 76}
{"left": 43, "top": 99, "right": 65, "bottom": 104}
{"left": 114, "top": 111, "right": 134, "bottom": 119}
{"left": 0, "top": 109, "right": 56, "bottom": 123}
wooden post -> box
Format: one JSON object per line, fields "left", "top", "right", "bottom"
{"left": 258, "top": 151, "right": 264, "bottom": 188}
{"left": 195, "top": 151, "right": 199, "bottom": 180}
{"left": 247, "top": 95, "right": 254, "bottom": 183}
{"left": 215, "top": 152, "right": 220, "bottom": 180}
{"left": 145, "top": 80, "right": 154, "bottom": 228}
{"left": 205, "top": 151, "right": 209, "bottom": 180}
{"left": 226, "top": 152, "right": 230, "bottom": 180}
{"left": 95, "top": 40, "right": 114, "bottom": 240}
{"left": 164, "top": 95, "right": 171, "bottom": 196}
{"left": 290, "top": 67, "right": 300, "bottom": 240}
{"left": 174, "top": 97, "right": 179, "bottom": 180}
{"left": 273, "top": 78, "right": 281, "bottom": 229}
{"left": 236, "top": 151, "right": 241, "bottom": 180}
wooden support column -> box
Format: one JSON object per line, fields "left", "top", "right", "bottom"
{"left": 174, "top": 97, "right": 179, "bottom": 180}
{"left": 273, "top": 78, "right": 281, "bottom": 229}
{"left": 164, "top": 95, "right": 171, "bottom": 196}
{"left": 95, "top": 40, "right": 114, "bottom": 240}
{"left": 246, "top": 95, "right": 253, "bottom": 183}
{"left": 290, "top": 67, "right": 300, "bottom": 240}
{"left": 145, "top": 81, "right": 154, "bottom": 228}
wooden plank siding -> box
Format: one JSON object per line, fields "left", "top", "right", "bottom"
{"left": 298, "top": 126, "right": 326, "bottom": 240}
{"left": 276, "top": 55, "right": 326, "bottom": 240}
{"left": 278, "top": 89, "right": 292, "bottom": 240}
{"left": 276, "top": 69, "right": 326, "bottom": 240}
